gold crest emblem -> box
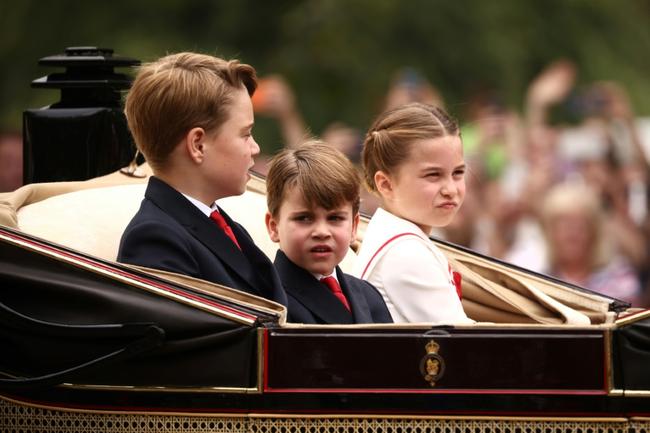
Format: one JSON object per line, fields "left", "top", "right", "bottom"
{"left": 419, "top": 339, "right": 445, "bottom": 387}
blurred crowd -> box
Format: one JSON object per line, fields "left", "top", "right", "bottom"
{"left": 251, "top": 60, "right": 650, "bottom": 308}
{"left": 2, "top": 59, "right": 648, "bottom": 307}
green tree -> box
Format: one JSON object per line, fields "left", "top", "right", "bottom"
{"left": 1, "top": 0, "right": 648, "bottom": 153}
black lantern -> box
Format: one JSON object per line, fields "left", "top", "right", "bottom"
{"left": 23, "top": 47, "right": 141, "bottom": 183}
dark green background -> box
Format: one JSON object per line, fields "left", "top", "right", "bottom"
{"left": 1, "top": 0, "right": 649, "bottom": 153}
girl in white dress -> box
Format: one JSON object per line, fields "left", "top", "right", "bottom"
{"left": 353, "top": 103, "right": 472, "bottom": 324}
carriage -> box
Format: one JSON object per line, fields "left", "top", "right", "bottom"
{"left": 0, "top": 166, "right": 648, "bottom": 433}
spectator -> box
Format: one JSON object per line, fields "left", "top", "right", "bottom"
{"left": 252, "top": 75, "right": 308, "bottom": 149}
{"left": 383, "top": 67, "right": 445, "bottom": 111}
{"left": 540, "top": 181, "right": 642, "bottom": 305}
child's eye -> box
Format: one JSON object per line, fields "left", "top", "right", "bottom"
{"left": 453, "top": 169, "right": 466, "bottom": 178}
{"left": 292, "top": 215, "right": 312, "bottom": 222}
{"left": 328, "top": 214, "right": 346, "bottom": 222}
{"left": 425, "top": 172, "right": 440, "bottom": 178}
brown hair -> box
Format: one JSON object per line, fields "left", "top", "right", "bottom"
{"left": 124, "top": 52, "right": 257, "bottom": 170}
{"left": 361, "top": 102, "right": 459, "bottom": 193}
{"left": 540, "top": 181, "right": 609, "bottom": 270}
{"left": 266, "top": 141, "right": 361, "bottom": 217}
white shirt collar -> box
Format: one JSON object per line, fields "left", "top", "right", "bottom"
{"left": 312, "top": 270, "right": 339, "bottom": 283}
{"left": 181, "top": 193, "right": 217, "bottom": 217}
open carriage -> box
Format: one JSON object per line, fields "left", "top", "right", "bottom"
{"left": 0, "top": 167, "right": 649, "bottom": 433}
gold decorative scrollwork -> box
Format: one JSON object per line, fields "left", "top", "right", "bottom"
{"left": 0, "top": 397, "right": 644, "bottom": 433}
{"left": 419, "top": 339, "right": 445, "bottom": 387}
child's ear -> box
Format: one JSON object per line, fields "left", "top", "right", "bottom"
{"left": 265, "top": 212, "right": 280, "bottom": 243}
{"left": 350, "top": 212, "right": 360, "bottom": 243}
{"left": 186, "top": 127, "right": 206, "bottom": 164}
{"left": 374, "top": 170, "right": 394, "bottom": 199}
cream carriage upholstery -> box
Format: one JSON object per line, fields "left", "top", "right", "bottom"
{"left": 0, "top": 166, "right": 358, "bottom": 278}
{"left": 0, "top": 166, "right": 618, "bottom": 326}
{"left": 1, "top": 166, "right": 152, "bottom": 261}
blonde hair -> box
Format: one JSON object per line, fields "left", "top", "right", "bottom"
{"left": 124, "top": 52, "right": 257, "bottom": 170}
{"left": 362, "top": 102, "right": 459, "bottom": 193}
{"left": 266, "top": 141, "right": 361, "bottom": 217}
{"left": 540, "top": 182, "right": 609, "bottom": 269}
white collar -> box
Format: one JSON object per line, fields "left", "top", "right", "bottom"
{"left": 181, "top": 193, "right": 217, "bottom": 217}
{"left": 312, "top": 270, "right": 339, "bottom": 283}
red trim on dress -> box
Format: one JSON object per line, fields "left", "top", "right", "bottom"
{"left": 360, "top": 232, "right": 462, "bottom": 300}
{"left": 360, "top": 232, "right": 420, "bottom": 279}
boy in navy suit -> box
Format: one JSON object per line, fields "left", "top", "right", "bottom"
{"left": 118, "top": 52, "right": 286, "bottom": 306}
{"left": 265, "top": 142, "right": 392, "bottom": 324}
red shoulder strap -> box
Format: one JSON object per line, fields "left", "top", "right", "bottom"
{"left": 360, "top": 232, "right": 420, "bottom": 279}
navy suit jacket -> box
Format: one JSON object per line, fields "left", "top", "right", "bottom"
{"left": 273, "top": 250, "right": 392, "bottom": 324}
{"left": 118, "top": 176, "right": 287, "bottom": 306}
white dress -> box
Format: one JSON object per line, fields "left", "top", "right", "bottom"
{"left": 353, "top": 208, "right": 471, "bottom": 324}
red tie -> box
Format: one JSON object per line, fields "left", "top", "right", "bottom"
{"left": 320, "top": 276, "right": 351, "bottom": 312}
{"left": 209, "top": 210, "right": 241, "bottom": 250}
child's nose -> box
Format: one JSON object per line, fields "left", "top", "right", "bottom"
{"left": 441, "top": 178, "right": 457, "bottom": 197}
{"left": 440, "top": 182, "right": 456, "bottom": 197}
{"left": 251, "top": 137, "right": 260, "bottom": 156}
{"left": 311, "top": 220, "right": 331, "bottom": 238}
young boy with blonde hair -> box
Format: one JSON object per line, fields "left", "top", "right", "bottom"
{"left": 265, "top": 141, "right": 392, "bottom": 324}
{"left": 118, "top": 52, "right": 286, "bottom": 305}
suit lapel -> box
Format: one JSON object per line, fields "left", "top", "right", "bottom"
{"left": 223, "top": 210, "right": 288, "bottom": 306}
{"left": 145, "top": 177, "right": 259, "bottom": 293}
{"left": 274, "top": 251, "right": 353, "bottom": 324}
{"left": 337, "top": 269, "right": 372, "bottom": 323}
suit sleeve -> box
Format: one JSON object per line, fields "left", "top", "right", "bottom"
{"left": 360, "top": 280, "right": 393, "bottom": 323}
{"left": 117, "top": 219, "right": 201, "bottom": 278}
{"left": 376, "top": 238, "right": 470, "bottom": 324}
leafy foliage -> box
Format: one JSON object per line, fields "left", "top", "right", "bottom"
{"left": 1, "top": 0, "right": 648, "bottom": 152}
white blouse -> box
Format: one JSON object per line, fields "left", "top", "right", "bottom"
{"left": 353, "top": 208, "right": 471, "bottom": 324}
